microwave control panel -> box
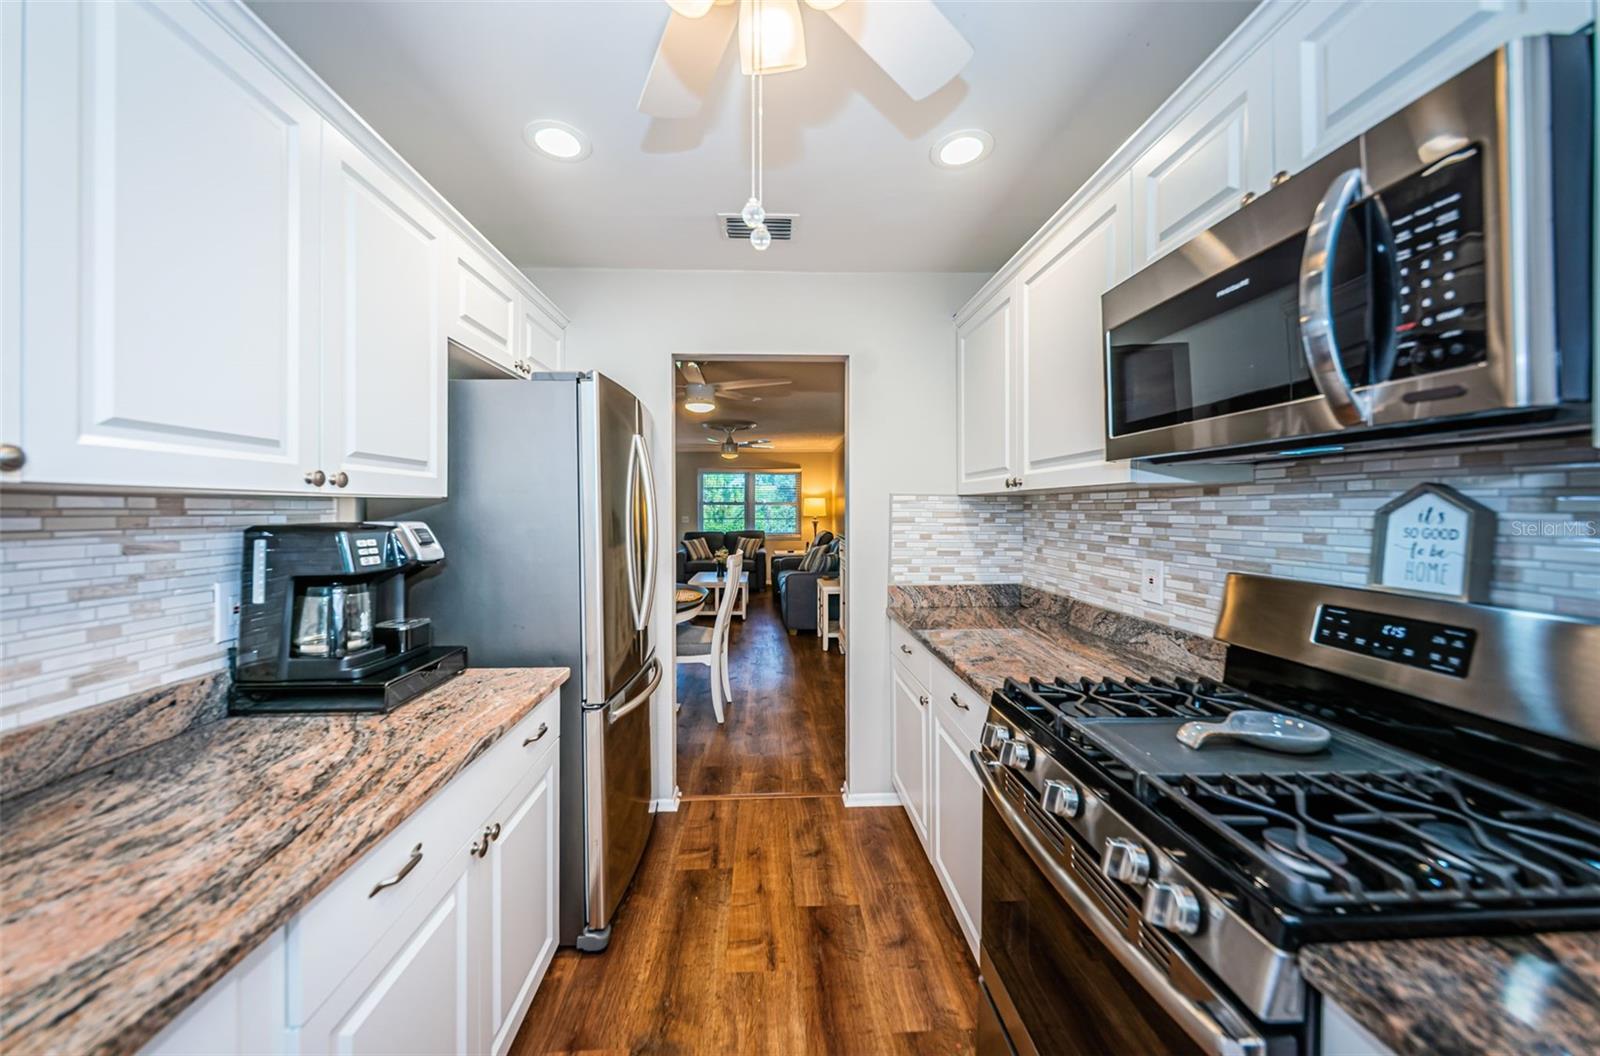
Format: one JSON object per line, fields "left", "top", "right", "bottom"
{"left": 1313, "top": 604, "right": 1476, "bottom": 677}
{"left": 1384, "top": 146, "right": 1486, "bottom": 380}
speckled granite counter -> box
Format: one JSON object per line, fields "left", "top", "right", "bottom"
{"left": 886, "top": 582, "right": 1226, "bottom": 694}
{"left": 0, "top": 667, "right": 569, "bottom": 1056}
{"left": 1303, "top": 933, "right": 1600, "bottom": 1056}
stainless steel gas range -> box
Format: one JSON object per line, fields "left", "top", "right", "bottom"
{"left": 973, "top": 574, "right": 1600, "bottom": 1056}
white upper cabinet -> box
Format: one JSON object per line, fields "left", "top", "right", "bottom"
{"left": 1130, "top": 45, "right": 1274, "bottom": 272}
{"left": 1, "top": 0, "right": 20, "bottom": 485}
{"left": 444, "top": 234, "right": 521, "bottom": 376}
{"left": 318, "top": 127, "right": 447, "bottom": 498}
{"left": 1016, "top": 177, "right": 1132, "bottom": 491}
{"left": 955, "top": 288, "right": 1018, "bottom": 495}
{"left": 17, "top": 0, "right": 323, "bottom": 493}
{"left": 519, "top": 296, "right": 564, "bottom": 375}
{"left": 1272, "top": 0, "right": 1594, "bottom": 177}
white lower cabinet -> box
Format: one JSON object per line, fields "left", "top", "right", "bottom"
{"left": 930, "top": 712, "right": 981, "bottom": 957}
{"left": 891, "top": 664, "right": 930, "bottom": 843}
{"left": 483, "top": 757, "right": 559, "bottom": 1056}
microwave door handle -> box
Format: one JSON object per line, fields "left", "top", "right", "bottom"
{"left": 1299, "top": 167, "right": 1375, "bottom": 427}
{"left": 970, "top": 751, "right": 1268, "bottom": 1056}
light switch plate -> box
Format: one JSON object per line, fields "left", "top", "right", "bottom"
{"left": 1139, "top": 559, "right": 1165, "bottom": 604}
{"left": 213, "top": 580, "right": 241, "bottom": 644}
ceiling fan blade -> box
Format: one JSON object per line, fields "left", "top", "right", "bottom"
{"left": 678, "top": 361, "right": 707, "bottom": 385}
{"left": 637, "top": 4, "right": 737, "bottom": 118}
{"left": 718, "top": 389, "right": 756, "bottom": 401}
{"left": 715, "top": 378, "right": 791, "bottom": 391}
{"left": 819, "top": 0, "right": 973, "bottom": 101}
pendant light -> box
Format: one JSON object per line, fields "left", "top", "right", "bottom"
{"left": 739, "top": 1, "right": 773, "bottom": 251}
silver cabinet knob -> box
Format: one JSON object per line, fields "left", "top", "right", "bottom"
{"left": 0, "top": 444, "right": 24, "bottom": 472}
{"left": 1041, "top": 779, "right": 1082, "bottom": 819}
{"left": 332, "top": 471, "right": 349, "bottom": 488}
{"left": 899, "top": 644, "right": 914, "bottom": 655}
{"left": 1271, "top": 169, "right": 1291, "bottom": 187}
{"left": 917, "top": 694, "right": 929, "bottom": 708}
{"left": 1144, "top": 881, "right": 1203, "bottom": 935}
{"left": 1241, "top": 190, "right": 1257, "bottom": 206}
{"left": 980, "top": 722, "right": 1012, "bottom": 750}
{"left": 305, "top": 469, "right": 327, "bottom": 487}
{"left": 1102, "top": 837, "right": 1151, "bottom": 886}
{"left": 997, "top": 738, "right": 1032, "bottom": 771}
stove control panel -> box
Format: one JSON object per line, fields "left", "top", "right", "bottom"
{"left": 1313, "top": 604, "right": 1476, "bottom": 677}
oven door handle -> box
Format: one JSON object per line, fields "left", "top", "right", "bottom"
{"left": 1299, "top": 167, "right": 1384, "bottom": 428}
{"left": 971, "top": 751, "right": 1268, "bottom": 1056}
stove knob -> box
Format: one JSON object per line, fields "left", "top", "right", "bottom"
{"left": 1041, "top": 779, "right": 1082, "bottom": 819}
{"left": 997, "top": 739, "right": 1032, "bottom": 771}
{"left": 980, "top": 722, "right": 1012, "bottom": 750}
{"left": 1102, "top": 837, "right": 1151, "bottom": 886}
{"left": 1144, "top": 881, "right": 1203, "bottom": 936}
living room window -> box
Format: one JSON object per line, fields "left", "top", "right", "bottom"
{"left": 699, "top": 470, "right": 799, "bottom": 535}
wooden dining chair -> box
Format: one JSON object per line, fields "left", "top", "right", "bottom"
{"left": 675, "top": 551, "right": 741, "bottom": 724}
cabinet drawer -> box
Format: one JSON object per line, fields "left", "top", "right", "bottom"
{"left": 890, "top": 621, "right": 932, "bottom": 689}
{"left": 931, "top": 663, "right": 986, "bottom": 751}
{"left": 287, "top": 689, "right": 560, "bottom": 1025}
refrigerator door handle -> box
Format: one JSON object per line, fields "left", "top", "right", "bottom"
{"left": 622, "top": 433, "right": 644, "bottom": 633}
{"left": 608, "top": 656, "right": 662, "bottom": 725}
{"left": 634, "top": 431, "right": 660, "bottom": 630}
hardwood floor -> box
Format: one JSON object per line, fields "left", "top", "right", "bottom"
{"left": 674, "top": 592, "right": 846, "bottom": 797}
{"left": 510, "top": 797, "right": 979, "bottom": 1055}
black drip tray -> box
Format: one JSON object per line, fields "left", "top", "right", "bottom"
{"left": 230, "top": 646, "right": 468, "bottom": 715}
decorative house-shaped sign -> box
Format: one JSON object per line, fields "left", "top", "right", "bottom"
{"left": 1370, "top": 483, "right": 1495, "bottom": 602}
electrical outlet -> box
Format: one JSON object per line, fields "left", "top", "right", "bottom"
{"left": 1139, "top": 559, "right": 1165, "bottom": 605}
{"left": 213, "top": 580, "right": 241, "bottom": 644}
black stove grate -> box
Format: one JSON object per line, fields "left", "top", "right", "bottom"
{"left": 1149, "top": 767, "right": 1600, "bottom": 909}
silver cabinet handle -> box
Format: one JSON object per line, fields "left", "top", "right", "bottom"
{"left": 899, "top": 644, "right": 913, "bottom": 655}
{"left": 305, "top": 469, "right": 327, "bottom": 487}
{"left": 0, "top": 444, "right": 24, "bottom": 472}
{"left": 1299, "top": 167, "right": 1397, "bottom": 426}
{"left": 368, "top": 843, "right": 423, "bottom": 897}
{"left": 950, "top": 693, "right": 970, "bottom": 711}
{"left": 1271, "top": 169, "right": 1290, "bottom": 187}
{"left": 1240, "top": 190, "right": 1256, "bottom": 206}
{"left": 332, "top": 471, "right": 349, "bottom": 488}
{"left": 522, "top": 722, "right": 550, "bottom": 747}
{"left": 472, "top": 822, "right": 503, "bottom": 858}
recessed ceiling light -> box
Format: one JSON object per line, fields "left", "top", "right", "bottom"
{"left": 931, "top": 129, "right": 993, "bottom": 169}
{"left": 523, "top": 120, "right": 591, "bottom": 162}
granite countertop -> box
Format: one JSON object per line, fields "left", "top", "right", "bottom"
{"left": 886, "top": 582, "right": 1227, "bottom": 694}
{"left": 1302, "top": 933, "right": 1600, "bottom": 1056}
{"left": 0, "top": 667, "right": 569, "bottom": 1056}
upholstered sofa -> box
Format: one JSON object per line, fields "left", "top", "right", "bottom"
{"left": 676, "top": 530, "right": 768, "bottom": 592}
{"left": 774, "top": 534, "right": 841, "bottom": 633}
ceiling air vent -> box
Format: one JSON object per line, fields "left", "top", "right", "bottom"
{"left": 718, "top": 213, "right": 797, "bottom": 242}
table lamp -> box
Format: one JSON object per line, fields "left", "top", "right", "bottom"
{"left": 802, "top": 496, "right": 829, "bottom": 543}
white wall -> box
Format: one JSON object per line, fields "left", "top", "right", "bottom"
{"left": 525, "top": 268, "right": 983, "bottom": 801}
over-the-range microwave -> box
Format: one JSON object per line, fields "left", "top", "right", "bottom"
{"left": 1102, "top": 32, "right": 1593, "bottom": 464}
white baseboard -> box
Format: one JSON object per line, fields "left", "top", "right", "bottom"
{"left": 649, "top": 796, "right": 680, "bottom": 813}
{"left": 841, "top": 791, "right": 901, "bottom": 808}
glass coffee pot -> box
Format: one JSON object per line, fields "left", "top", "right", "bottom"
{"left": 292, "top": 582, "right": 375, "bottom": 658}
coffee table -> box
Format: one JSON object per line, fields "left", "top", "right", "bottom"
{"left": 686, "top": 570, "right": 750, "bottom": 620}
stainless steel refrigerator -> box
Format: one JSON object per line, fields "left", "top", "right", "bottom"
{"left": 399, "top": 372, "right": 660, "bottom": 952}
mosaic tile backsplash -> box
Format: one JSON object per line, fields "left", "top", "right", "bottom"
{"left": 0, "top": 492, "right": 335, "bottom": 730}
{"left": 892, "top": 436, "right": 1600, "bottom": 636}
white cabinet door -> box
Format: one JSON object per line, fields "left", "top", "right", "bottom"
{"left": 299, "top": 841, "right": 478, "bottom": 1056}
{"left": 955, "top": 286, "right": 1018, "bottom": 495}
{"left": 1130, "top": 47, "right": 1273, "bottom": 271}
{"left": 443, "top": 234, "right": 519, "bottom": 374}
{"left": 482, "top": 750, "right": 559, "bottom": 1056}
{"left": 17, "top": 0, "right": 323, "bottom": 493}
{"left": 931, "top": 714, "right": 981, "bottom": 959}
{"left": 319, "top": 126, "right": 447, "bottom": 498}
{"left": 519, "top": 296, "right": 564, "bottom": 375}
{"left": 1016, "top": 176, "right": 1132, "bottom": 491}
{"left": 0, "top": 0, "right": 19, "bottom": 484}
{"left": 891, "top": 667, "right": 929, "bottom": 842}
{"left": 1271, "top": 1, "right": 1591, "bottom": 178}
{"left": 140, "top": 930, "right": 287, "bottom": 1056}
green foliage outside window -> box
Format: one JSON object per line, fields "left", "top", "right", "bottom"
{"left": 699, "top": 470, "right": 799, "bottom": 535}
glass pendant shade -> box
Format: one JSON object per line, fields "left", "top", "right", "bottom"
{"left": 738, "top": 0, "right": 806, "bottom": 75}
{"left": 749, "top": 223, "right": 772, "bottom": 250}
{"left": 666, "top": 0, "right": 716, "bottom": 17}
{"left": 741, "top": 196, "right": 765, "bottom": 228}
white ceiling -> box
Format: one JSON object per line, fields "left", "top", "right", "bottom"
{"left": 673, "top": 359, "right": 846, "bottom": 452}
{"left": 250, "top": 0, "right": 1255, "bottom": 273}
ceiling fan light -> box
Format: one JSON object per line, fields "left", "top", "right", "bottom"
{"left": 684, "top": 382, "right": 718, "bottom": 413}
{"left": 738, "top": 0, "right": 807, "bottom": 75}
{"left": 666, "top": 0, "right": 716, "bottom": 17}
{"left": 685, "top": 398, "right": 717, "bottom": 414}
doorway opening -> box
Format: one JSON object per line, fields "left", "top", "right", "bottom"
{"left": 669, "top": 356, "right": 847, "bottom": 798}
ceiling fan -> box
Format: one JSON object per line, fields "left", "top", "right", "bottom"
{"left": 677, "top": 360, "right": 791, "bottom": 414}
{"left": 703, "top": 420, "right": 773, "bottom": 460}
{"left": 639, "top": 0, "right": 974, "bottom": 118}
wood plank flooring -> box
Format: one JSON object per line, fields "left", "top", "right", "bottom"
{"left": 510, "top": 797, "right": 979, "bottom": 1055}
{"left": 674, "top": 592, "right": 845, "bottom": 797}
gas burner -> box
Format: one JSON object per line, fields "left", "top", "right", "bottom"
{"left": 1415, "top": 820, "right": 1522, "bottom": 887}
{"left": 1262, "top": 827, "right": 1347, "bottom": 882}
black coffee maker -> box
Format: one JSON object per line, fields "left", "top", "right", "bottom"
{"left": 230, "top": 522, "right": 466, "bottom": 714}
